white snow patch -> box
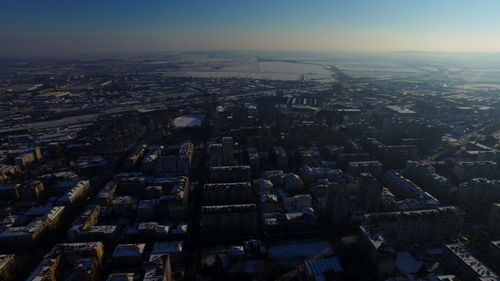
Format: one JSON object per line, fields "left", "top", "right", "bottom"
{"left": 173, "top": 115, "right": 204, "bottom": 128}
{"left": 396, "top": 251, "right": 423, "bottom": 274}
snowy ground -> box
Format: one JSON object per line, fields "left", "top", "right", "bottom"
{"left": 173, "top": 115, "right": 204, "bottom": 128}
{"left": 396, "top": 251, "right": 423, "bottom": 274}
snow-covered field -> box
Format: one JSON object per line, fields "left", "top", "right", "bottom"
{"left": 146, "top": 52, "right": 500, "bottom": 86}
{"left": 173, "top": 115, "right": 204, "bottom": 128}
{"left": 162, "top": 61, "right": 334, "bottom": 81}
{"left": 154, "top": 53, "right": 336, "bottom": 82}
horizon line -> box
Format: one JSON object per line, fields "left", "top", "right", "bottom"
{"left": 2, "top": 49, "right": 500, "bottom": 60}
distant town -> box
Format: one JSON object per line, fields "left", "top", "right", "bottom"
{"left": 0, "top": 52, "right": 499, "bottom": 281}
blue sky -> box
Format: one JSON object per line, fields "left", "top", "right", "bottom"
{"left": 1, "top": 0, "right": 500, "bottom": 56}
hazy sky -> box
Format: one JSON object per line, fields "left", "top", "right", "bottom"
{"left": 1, "top": 0, "right": 500, "bottom": 56}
